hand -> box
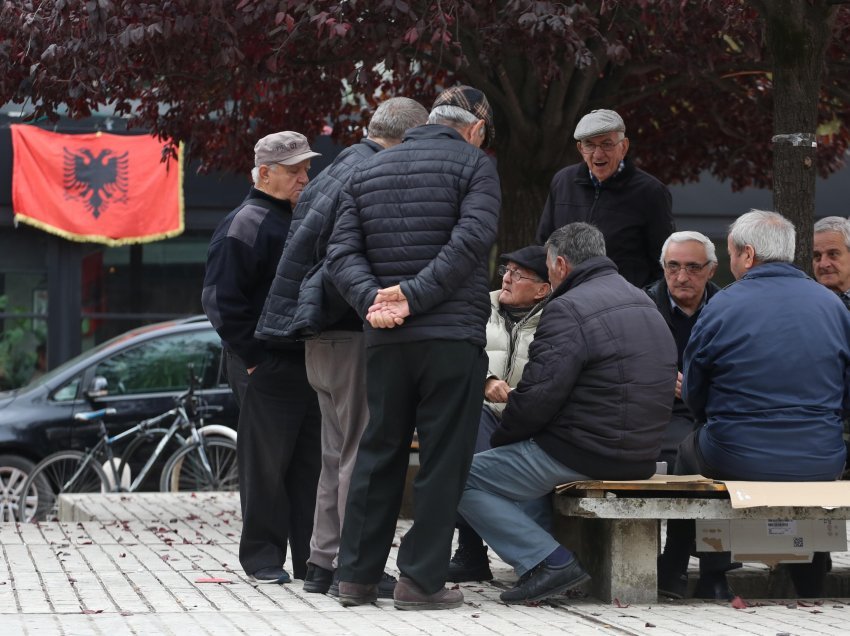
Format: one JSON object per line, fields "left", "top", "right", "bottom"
{"left": 484, "top": 378, "right": 511, "bottom": 403}
{"left": 366, "top": 306, "right": 406, "bottom": 328}
{"left": 675, "top": 371, "right": 683, "bottom": 399}
{"left": 374, "top": 285, "right": 406, "bottom": 304}
{"left": 247, "top": 366, "right": 257, "bottom": 375}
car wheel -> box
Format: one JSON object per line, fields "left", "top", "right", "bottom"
{"left": 0, "top": 454, "right": 37, "bottom": 522}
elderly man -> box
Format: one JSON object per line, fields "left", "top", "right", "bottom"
{"left": 202, "top": 131, "right": 322, "bottom": 585}
{"left": 254, "top": 97, "right": 429, "bottom": 597}
{"left": 645, "top": 231, "right": 720, "bottom": 468}
{"left": 448, "top": 245, "right": 551, "bottom": 583}
{"left": 663, "top": 209, "right": 850, "bottom": 598}
{"left": 326, "top": 85, "right": 500, "bottom": 610}
{"left": 814, "top": 216, "right": 850, "bottom": 310}
{"left": 536, "top": 109, "right": 674, "bottom": 288}
{"left": 457, "top": 222, "right": 677, "bottom": 604}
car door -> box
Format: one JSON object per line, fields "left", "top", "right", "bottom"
{"left": 70, "top": 326, "right": 233, "bottom": 449}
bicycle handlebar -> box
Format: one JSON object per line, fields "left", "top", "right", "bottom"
{"left": 74, "top": 407, "right": 117, "bottom": 422}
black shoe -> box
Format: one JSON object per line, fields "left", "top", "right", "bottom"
{"left": 327, "top": 571, "right": 340, "bottom": 598}
{"left": 447, "top": 544, "right": 493, "bottom": 582}
{"left": 303, "top": 563, "right": 334, "bottom": 594}
{"left": 378, "top": 572, "right": 398, "bottom": 599}
{"left": 499, "top": 559, "right": 590, "bottom": 604}
{"left": 250, "top": 566, "right": 291, "bottom": 585}
{"left": 658, "top": 572, "right": 688, "bottom": 599}
{"left": 693, "top": 573, "right": 734, "bottom": 600}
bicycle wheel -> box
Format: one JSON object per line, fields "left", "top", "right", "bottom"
{"left": 118, "top": 428, "right": 186, "bottom": 491}
{"left": 20, "top": 451, "right": 110, "bottom": 522}
{"left": 160, "top": 437, "right": 238, "bottom": 492}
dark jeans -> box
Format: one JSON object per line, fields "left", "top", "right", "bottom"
{"left": 337, "top": 340, "right": 487, "bottom": 594}
{"left": 661, "top": 429, "right": 831, "bottom": 597}
{"left": 227, "top": 349, "right": 321, "bottom": 578}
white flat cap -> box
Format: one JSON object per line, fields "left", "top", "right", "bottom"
{"left": 574, "top": 109, "right": 625, "bottom": 140}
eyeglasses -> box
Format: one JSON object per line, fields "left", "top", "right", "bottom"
{"left": 578, "top": 139, "right": 624, "bottom": 154}
{"left": 663, "top": 261, "right": 712, "bottom": 275}
{"left": 498, "top": 265, "right": 543, "bottom": 283}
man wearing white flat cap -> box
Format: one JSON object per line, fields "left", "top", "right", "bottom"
{"left": 536, "top": 109, "right": 674, "bottom": 288}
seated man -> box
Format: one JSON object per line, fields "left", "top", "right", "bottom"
{"left": 458, "top": 222, "right": 677, "bottom": 604}
{"left": 448, "top": 245, "right": 551, "bottom": 583}
{"left": 664, "top": 209, "right": 850, "bottom": 598}
{"left": 813, "top": 216, "right": 850, "bottom": 310}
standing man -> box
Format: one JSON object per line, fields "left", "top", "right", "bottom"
{"left": 255, "top": 97, "right": 429, "bottom": 598}
{"left": 326, "top": 85, "right": 500, "bottom": 610}
{"left": 536, "top": 109, "right": 674, "bottom": 288}
{"left": 458, "top": 223, "right": 677, "bottom": 604}
{"left": 202, "top": 131, "right": 322, "bottom": 585}
{"left": 813, "top": 216, "right": 850, "bottom": 309}
{"left": 666, "top": 209, "right": 850, "bottom": 598}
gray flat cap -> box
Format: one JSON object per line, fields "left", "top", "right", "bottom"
{"left": 574, "top": 109, "right": 625, "bottom": 140}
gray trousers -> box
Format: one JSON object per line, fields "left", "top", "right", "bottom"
{"left": 304, "top": 331, "right": 369, "bottom": 570}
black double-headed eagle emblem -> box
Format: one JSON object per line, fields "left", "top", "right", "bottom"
{"left": 63, "top": 147, "right": 129, "bottom": 218}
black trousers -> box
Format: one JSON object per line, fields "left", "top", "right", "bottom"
{"left": 227, "top": 349, "right": 321, "bottom": 578}
{"left": 663, "top": 430, "right": 830, "bottom": 597}
{"left": 337, "top": 340, "right": 487, "bottom": 594}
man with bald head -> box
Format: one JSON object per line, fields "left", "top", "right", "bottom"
{"left": 536, "top": 109, "right": 674, "bottom": 288}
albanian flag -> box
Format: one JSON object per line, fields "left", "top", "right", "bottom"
{"left": 11, "top": 125, "right": 184, "bottom": 246}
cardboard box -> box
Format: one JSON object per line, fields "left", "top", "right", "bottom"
{"left": 695, "top": 518, "right": 847, "bottom": 566}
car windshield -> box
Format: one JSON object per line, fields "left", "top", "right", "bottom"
{"left": 18, "top": 319, "right": 192, "bottom": 391}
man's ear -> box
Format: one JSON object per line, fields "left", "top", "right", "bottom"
{"left": 535, "top": 283, "right": 551, "bottom": 301}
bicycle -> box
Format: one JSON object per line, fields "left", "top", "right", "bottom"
{"left": 19, "top": 374, "right": 239, "bottom": 522}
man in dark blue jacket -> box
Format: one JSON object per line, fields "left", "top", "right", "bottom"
{"left": 202, "top": 131, "right": 322, "bottom": 585}
{"left": 326, "top": 85, "right": 500, "bottom": 610}
{"left": 458, "top": 222, "right": 677, "bottom": 604}
{"left": 255, "top": 97, "right": 429, "bottom": 597}
{"left": 667, "top": 209, "right": 850, "bottom": 598}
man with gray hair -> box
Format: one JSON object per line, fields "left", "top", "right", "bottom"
{"left": 326, "top": 85, "right": 499, "bottom": 610}
{"left": 255, "top": 97, "right": 429, "bottom": 597}
{"left": 457, "top": 222, "right": 676, "bottom": 604}
{"left": 663, "top": 209, "right": 850, "bottom": 598}
{"left": 536, "top": 108, "right": 674, "bottom": 288}
{"left": 202, "top": 131, "right": 322, "bottom": 585}
{"left": 814, "top": 216, "right": 850, "bottom": 310}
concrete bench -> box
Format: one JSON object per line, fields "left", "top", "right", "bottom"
{"left": 552, "top": 477, "right": 850, "bottom": 603}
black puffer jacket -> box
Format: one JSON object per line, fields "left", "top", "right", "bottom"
{"left": 255, "top": 139, "right": 382, "bottom": 341}
{"left": 326, "top": 124, "right": 501, "bottom": 347}
{"left": 535, "top": 160, "right": 674, "bottom": 288}
{"left": 492, "top": 256, "right": 677, "bottom": 479}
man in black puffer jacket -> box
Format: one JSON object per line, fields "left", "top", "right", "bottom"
{"left": 326, "top": 85, "right": 500, "bottom": 611}
{"left": 458, "top": 222, "right": 677, "bottom": 604}
{"left": 254, "top": 97, "right": 429, "bottom": 598}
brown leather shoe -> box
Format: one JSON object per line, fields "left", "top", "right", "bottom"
{"left": 337, "top": 581, "right": 378, "bottom": 607}
{"left": 393, "top": 576, "right": 463, "bottom": 610}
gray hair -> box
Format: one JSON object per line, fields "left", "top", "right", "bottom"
{"left": 728, "top": 209, "right": 795, "bottom": 263}
{"left": 659, "top": 231, "right": 718, "bottom": 267}
{"left": 428, "top": 104, "right": 480, "bottom": 130}
{"left": 545, "top": 222, "right": 606, "bottom": 267}
{"left": 814, "top": 216, "right": 850, "bottom": 250}
{"left": 367, "top": 97, "right": 429, "bottom": 141}
{"left": 250, "top": 163, "right": 279, "bottom": 185}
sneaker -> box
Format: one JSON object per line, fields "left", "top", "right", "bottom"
{"left": 377, "top": 572, "right": 398, "bottom": 599}
{"left": 303, "top": 563, "right": 334, "bottom": 594}
{"left": 250, "top": 566, "right": 291, "bottom": 585}
{"left": 447, "top": 544, "right": 493, "bottom": 582}
{"left": 499, "top": 559, "right": 590, "bottom": 604}
{"left": 338, "top": 581, "right": 378, "bottom": 607}
{"left": 393, "top": 576, "right": 463, "bottom": 610}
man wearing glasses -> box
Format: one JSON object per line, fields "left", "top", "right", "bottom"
{"left": 448, "top": 245, "right": 551, "bottom": 583}
{"left": 536, "top": 109, "right": 674, "bottom": 288}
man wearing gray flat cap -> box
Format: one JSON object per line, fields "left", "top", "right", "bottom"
{"left": 536, "top": 109, "right": 674, "bottom": 288}
{"left": 203, "top": 130, "right": 322, "bottom": 586}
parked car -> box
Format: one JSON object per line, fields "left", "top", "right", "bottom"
{"left": 0, "top": 316, "right": 237, "bottom": 522}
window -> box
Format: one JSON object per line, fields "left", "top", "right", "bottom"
{"left": 92, "top": 329, "right": 222, "bottom": 395}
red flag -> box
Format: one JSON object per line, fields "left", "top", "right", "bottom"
{"left": 10, "top": 125, "right": 184, "bottom": 246}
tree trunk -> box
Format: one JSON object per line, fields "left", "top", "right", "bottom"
{"left": 760, "top": 0, "right": 836, "bottom": 274}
